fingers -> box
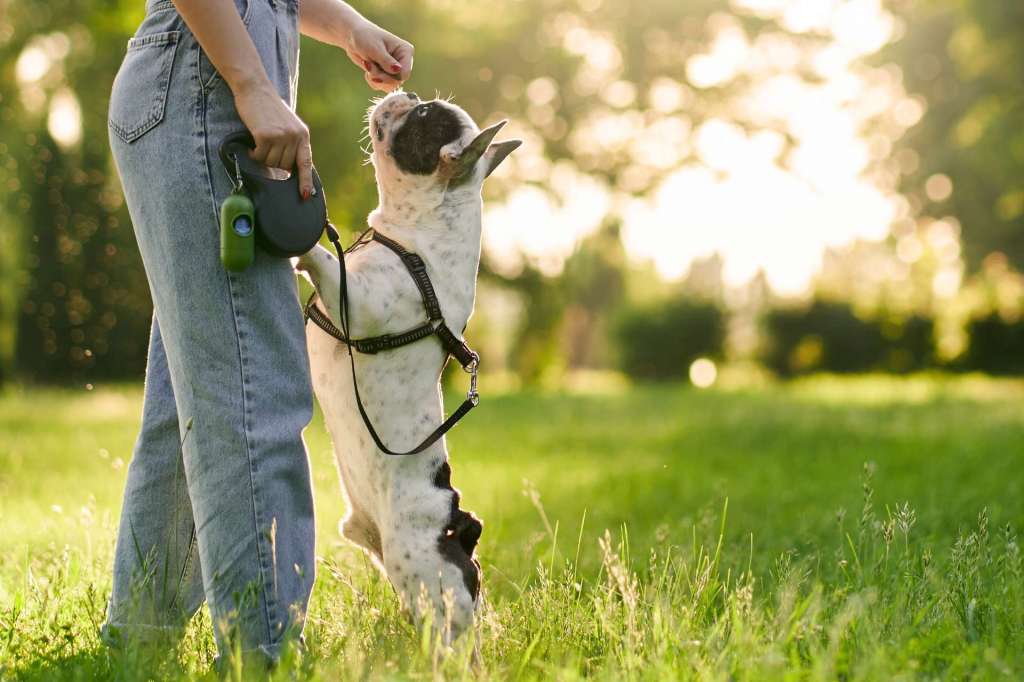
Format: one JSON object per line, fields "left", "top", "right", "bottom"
{"left": 349, "top": 24, "right": 414, "bottom": 90}
{"left": 296, "top": 138, "right": 314, "bottom": 199}
{"left": 247, "top": 117, "right": 312, "bottom": 195}
{"left": 250, "top": 139, "right": 270, "bottom": 165}
{"left": 359, "top": 57, "right": 397, "bottom": 90}
{"left": 389, "top": 39, "right": 414, "bottom": 82}
{"left": 263, "top": 142, "right": 285, "bottom": 172}
{"left": 364, "top": 40, "right": 403, "bottom": 77}
{"left": 279, "top": 140, "right": 298, "bottom": 176}
{"left": 364, "top": 68, "right": 397, "bottom": 93}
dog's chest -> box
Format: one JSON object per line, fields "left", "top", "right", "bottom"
{"left": 305, "top": 242, "right": 473, "bottom": 518}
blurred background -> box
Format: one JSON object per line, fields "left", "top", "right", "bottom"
{"left": 1, "top": 0, "right": 1022, "bottom": 388}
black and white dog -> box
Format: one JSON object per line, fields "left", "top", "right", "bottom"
{"left": 298, "top": 91, "right": 520, "bottom": 638}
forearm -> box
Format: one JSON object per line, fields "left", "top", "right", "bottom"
{"left": 298, "top": 0, "right": 366, "bottom": 50}
{"left": 172, "top": 0, "right": 272, "bottom": 95}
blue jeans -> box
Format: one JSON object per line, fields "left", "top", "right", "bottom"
{"left": 102, "top": 0, "right": 314, "bottom": 661}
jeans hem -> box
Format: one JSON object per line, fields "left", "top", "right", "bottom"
{"left": 100, "top": 620, "right": 187, "bottom": 648}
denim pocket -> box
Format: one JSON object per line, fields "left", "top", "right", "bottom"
{"left": 108, "top": 30, "right": 180, "bottom": 144}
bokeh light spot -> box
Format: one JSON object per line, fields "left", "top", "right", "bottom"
{"left": 689, "top": 358, "right": 718, "bottom": 388}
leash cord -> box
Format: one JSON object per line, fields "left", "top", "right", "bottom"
{"left": 322, "top": 224, "right": 478, "bottom": 456}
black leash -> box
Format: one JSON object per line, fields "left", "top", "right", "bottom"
{"left": 306, "top": 224, "right": 480, "bottom": 456}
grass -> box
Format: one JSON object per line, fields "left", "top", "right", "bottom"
{"left": 0, "top": 374, "right": 1022, "bottom": 680}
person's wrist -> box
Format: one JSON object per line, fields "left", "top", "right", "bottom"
{"left": 331, "top": 8, "right": 369, "bottom": 52}
{"left": 228, "top": 70, "right": 274, "bottom": 99}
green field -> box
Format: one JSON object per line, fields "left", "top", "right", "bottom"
{"left": 1, "top": 375, "right": 1022, "bottom": 680}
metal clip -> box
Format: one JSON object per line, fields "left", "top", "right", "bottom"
{"left": 232, "top": 154, "right": 244, "bottom": 192}
{"left": 466, "top": 353, "right": 480, "bottom": 406}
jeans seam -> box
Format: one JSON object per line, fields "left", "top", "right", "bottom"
{"left": 198, "top": 74, "right": 277, "bottom": 650}
{"left": 168, "top": 523, "right": 196, "bottom": 611}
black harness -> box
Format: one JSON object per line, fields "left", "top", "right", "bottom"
{"left": 304, "top": 225, "right": 480, "bottom": 456}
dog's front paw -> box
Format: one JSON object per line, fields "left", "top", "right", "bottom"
{"left": 295, "top": 243, "right": 335, "bottom": 276}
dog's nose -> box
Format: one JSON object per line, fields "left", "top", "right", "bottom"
{"left": 405, "top": 92, "right": 419, "bottom": 101}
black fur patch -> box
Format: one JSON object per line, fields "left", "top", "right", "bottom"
{"left": 390, "top": 102, "right": 465, "bottom": 175}
{"left": 433, "top": 462, "right": 483, "bottom": 599}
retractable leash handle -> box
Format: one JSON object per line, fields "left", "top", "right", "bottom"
{"left": 217, "top": 131, "right": 327, "bottom": 262}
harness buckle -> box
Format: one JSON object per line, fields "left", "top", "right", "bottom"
{"left": 466, "top": 352, "right": 480, "bottom": 406}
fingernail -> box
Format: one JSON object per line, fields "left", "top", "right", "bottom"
{"left": 302, "top": 188, "right": 310, "bottom": 200}
{"left": 362, "top": 59, "right": 371, "bottom": 71}
{"left": 372, "top": 77, "right": 383, "bottom": 83}
{"left": 390, "top": 63, "right": 401, "bottom": 73}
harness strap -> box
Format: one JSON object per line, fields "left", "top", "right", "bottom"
{"left": 436, "top": 321, "right": 478, "bottom": 368}
{"left": 305, "top": 299, "right": 438, "bottom": 355}
{"left": 304, "top": 230, "right": 479, "bottom": 369}
{"left": 307, "top": 225, "right": 480, "bottom": 456}
{"left": 371, "top": 231, "right": 444, "bottom": 321}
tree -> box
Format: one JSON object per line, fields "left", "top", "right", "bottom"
{"left": 1, "top": 0, "right": 929, "bottom": 382}
{"left": 883, "top": 0, "right": 1024, "bottom": 270}
{"left": 1, "top": 2, "right": 154, "bottom": 383}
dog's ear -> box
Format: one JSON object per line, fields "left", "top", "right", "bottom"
{"left": 482, "top": 139, "right": 522, "bottom": 179}
{"left": 442, "top": 120, "right": 509, "bottom": 185}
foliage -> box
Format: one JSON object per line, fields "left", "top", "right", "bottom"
{"left": 762, "top": 301, "right": 935, "bottom": 377}
{"left": 480, "top": 262, "right": 567, "bottom": 384}
{"left": 0, "top": 0, "right": 906, "bottom": 384}
{"left": 962, "top": 314, "right": 1024, "bottom": 375}
{"left": 2, "top": 377, "right": 1023, "bottom": 678}
{"left": 0, "top": 2, "right": 155, "bottom": 384}
{"left": 884, "top": 0, "right": 1024, "bottom": 270}
{"left": 0, "top": 0, "right": 729, "bottom": 383}
{"left": 4, "top": 0, "right": 1024, "bottom": 383}
{"left": 613, "top": 298, "right": 724, "bottom": 381}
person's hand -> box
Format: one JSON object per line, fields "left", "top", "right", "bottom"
{"left": 343, "top": 19, "right": 413, "bottom": 92}
{"left": 233, "top": 77, "right": 314, "bottom": 199}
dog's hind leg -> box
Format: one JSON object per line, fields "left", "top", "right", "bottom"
{"left": 340, "top": 508, "right": 383, "bottom": 561}
{"left": 374, "top": 466, "right": 483, "bottom": 640}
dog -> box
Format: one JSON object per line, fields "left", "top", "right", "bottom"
{"left": 297, "top": 91, "right": 520, "bottom": 638}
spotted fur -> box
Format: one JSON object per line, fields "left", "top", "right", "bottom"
{"left": 297, "top": 92, "right": 519, "bottom": 640}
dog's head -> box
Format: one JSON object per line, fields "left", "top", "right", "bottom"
{"left": 367, "top": 91, "right": 521, "bottom": 203}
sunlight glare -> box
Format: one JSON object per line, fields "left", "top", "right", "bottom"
{"left": 485, "top": 166, "right": 609, "bottom": 277}
{"left": 15, "top": 46, "right": 50, "bottom": 84}
{"left": 48, "top": 88, "right": 82, "bottom": 149}
{"left": 486, "top": 0, "right": 907, "bottom": 297}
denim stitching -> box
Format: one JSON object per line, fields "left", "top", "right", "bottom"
{"left": 168, "top": 524, "right": 197, "bottom": 611}
{"left": 127, "top": 30, "right": 178, "bottom": 50}
{"left": 146, "top": 0, "right": 175, "bottom": 14}
{"left": 198, "top": 57, "right": 276, "bottom": 649}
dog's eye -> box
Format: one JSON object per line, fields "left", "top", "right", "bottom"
{"left": 375, "top": 124, "right": 383, "bottom": 141}
{"left": 417, "top": 106, "right": 429, "bottom": 118}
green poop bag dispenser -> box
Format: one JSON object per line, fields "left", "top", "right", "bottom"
{"left": 220, "top": 189, "right": 256, "bottom": 272}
